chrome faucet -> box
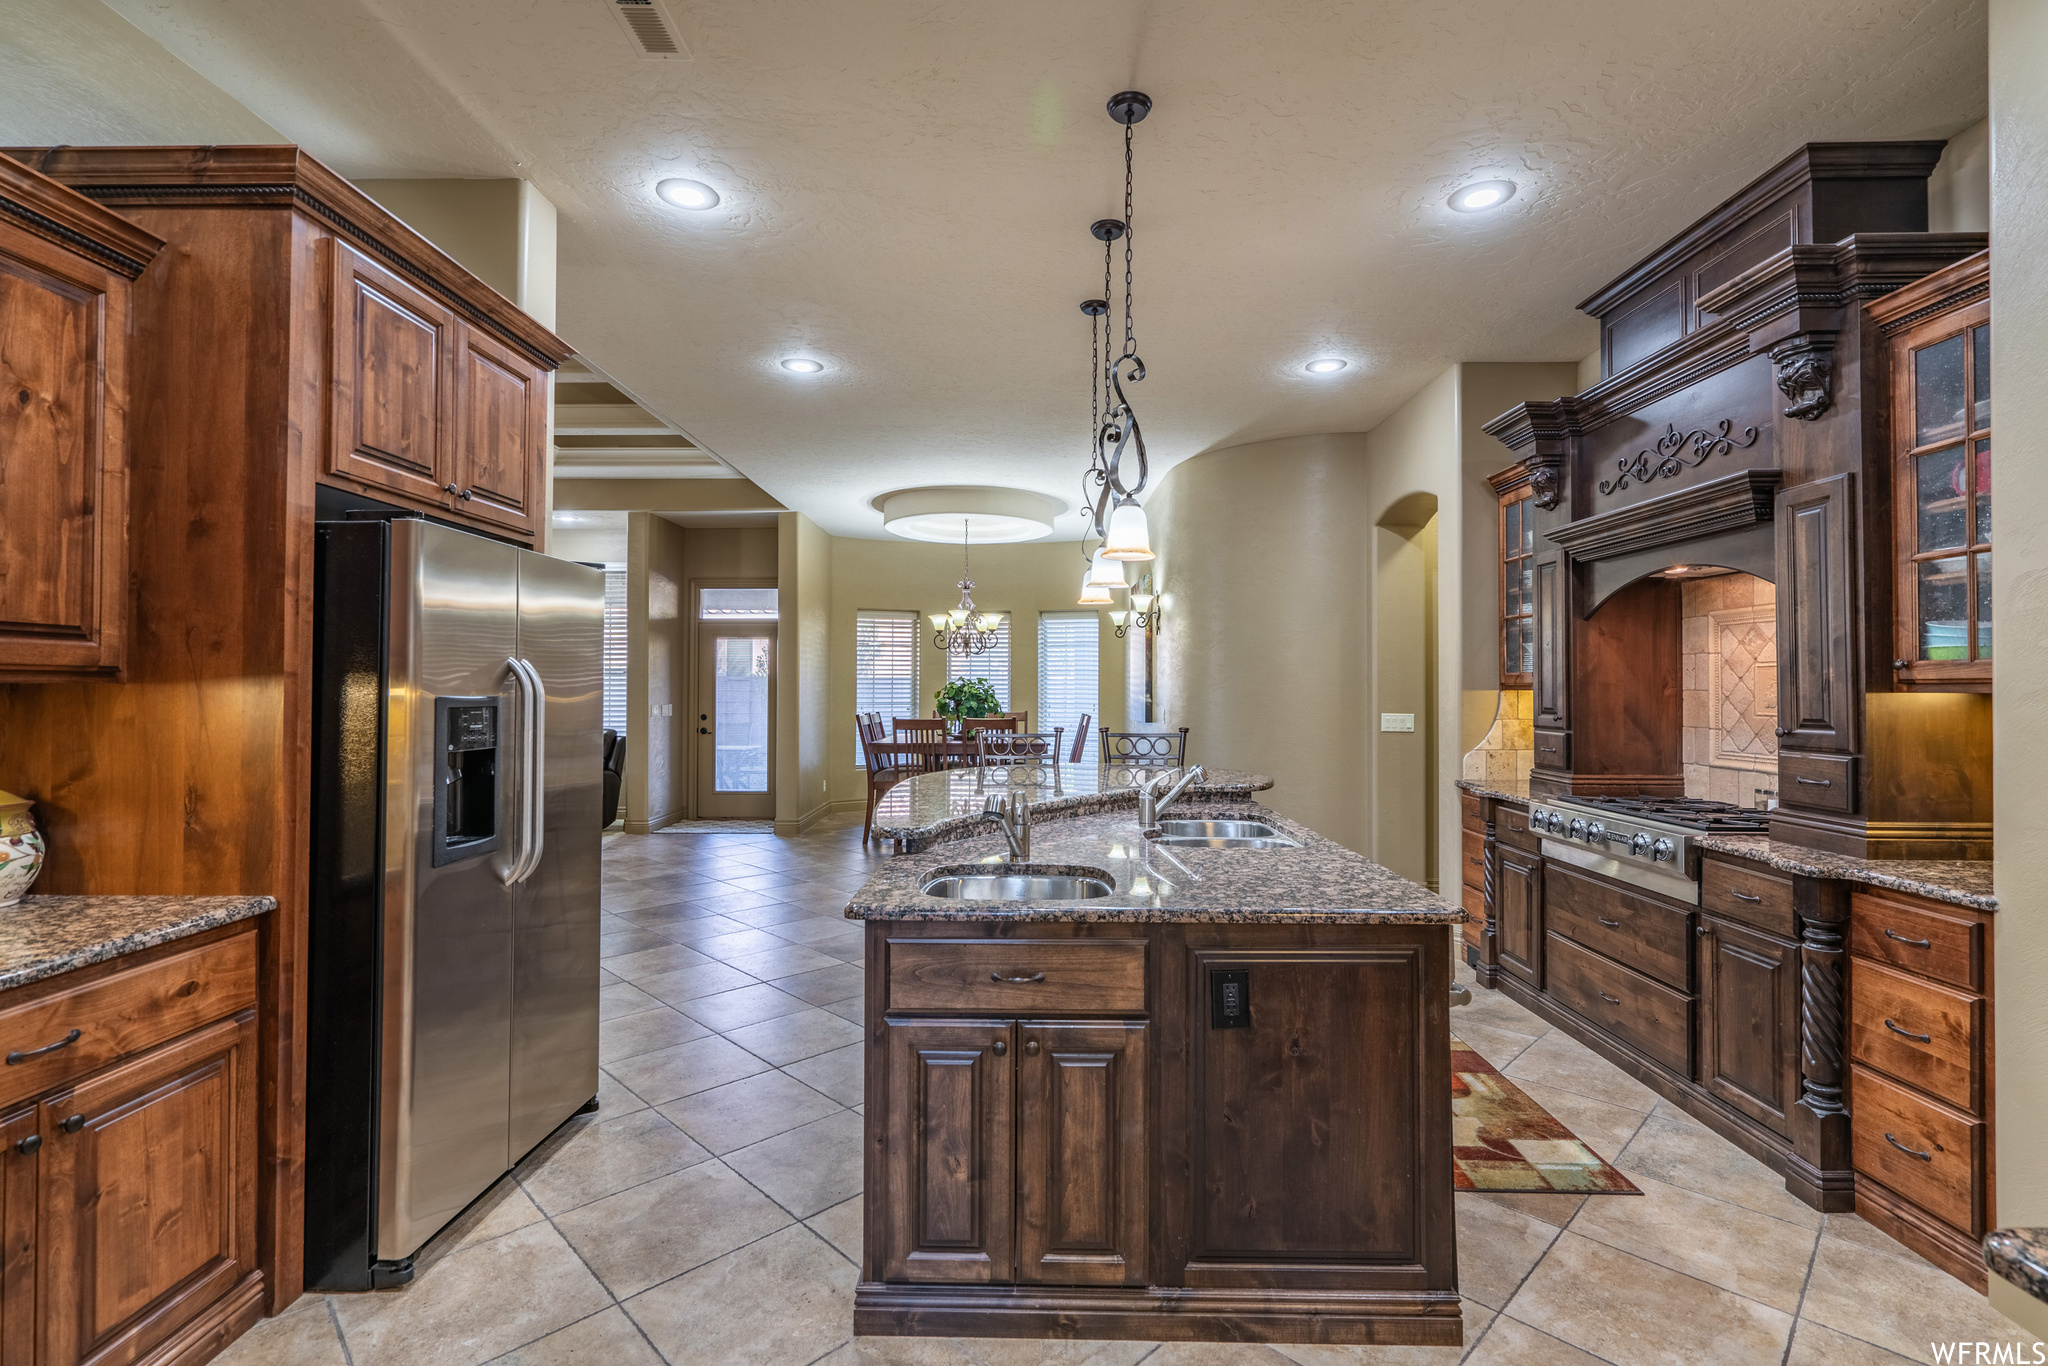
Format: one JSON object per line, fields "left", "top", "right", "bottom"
{"left": 1137, "top": 765, "right": 1205, "bottom": 835}
{"left": 984, "top": 791, "right": 1031, "bottom": 862}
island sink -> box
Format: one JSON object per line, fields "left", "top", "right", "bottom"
{"left": 921, "top": 871, "right": 1114, "bottom": 900}
{"left": 1147, "top": 817, "right": 1300, "bottom": 849}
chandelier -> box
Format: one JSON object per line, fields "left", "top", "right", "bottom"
{"left": 1079, "top": 90, "right": 1158, "bottom": 565}
{"left": 931, "top": 519, "right": 1002, "bottom": 657}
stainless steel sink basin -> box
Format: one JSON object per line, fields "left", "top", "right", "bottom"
{"left": 1156, "top": 819, "right": 1284, "bottom": 839}
{"left": 921, "top": 872, "right": 1115, "bottom": 900}
{"left": 1148, "top": 819, "right": 1300, "bottom": 850}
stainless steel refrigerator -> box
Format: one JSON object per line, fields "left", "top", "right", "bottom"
{"left": 305, "top": 515, "right": 603, "bottom": 1290}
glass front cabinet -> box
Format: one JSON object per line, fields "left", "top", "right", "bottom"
{"left": 1876, "top": 251, "right": 1991, "bottom": 691}
{"left": 1487, "top": 462, "right": 1536, "bottom": 689}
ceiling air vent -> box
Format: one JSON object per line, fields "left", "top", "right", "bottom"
{"left": 608, "top": 0, "right": 689, "bottom": 59}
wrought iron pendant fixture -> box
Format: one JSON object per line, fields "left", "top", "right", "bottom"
{"left": 1080, "top": 90, "right": 1157, "bottom": 564}
{"left": 932, "top": 519, "right": 1002, "bottom": 657}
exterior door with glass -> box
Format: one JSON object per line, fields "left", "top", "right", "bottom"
{"left": 695, "top": 613, "right": 777, "bottom": 821}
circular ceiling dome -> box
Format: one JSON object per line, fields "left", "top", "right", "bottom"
{"left": 876, "top": 487, "right": 1065, "bottom": 543}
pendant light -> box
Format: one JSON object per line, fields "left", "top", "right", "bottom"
{"left": 1085, "top": 547, "right": 1126, "bottom": 590}
{"left": 1077, "top": 570, "right": 1114, "bottom": 606}
{"left": 933, "top": 519, "right": 1002, "bottom": 657}
{"left": 1079, "top": 90, "right": 1157, "bottom": 562}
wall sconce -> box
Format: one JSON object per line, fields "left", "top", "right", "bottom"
{"left": 1110, "top": 573, "right": 1163, "bottom": 639}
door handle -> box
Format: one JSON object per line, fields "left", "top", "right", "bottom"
{"left": 504, "top": 658, "right": 548, "bottom": 885}
{"left": 699, "top": 727, "right": 710, "bottom": 735}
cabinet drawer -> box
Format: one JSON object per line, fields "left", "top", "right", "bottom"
{"left": 887, "top": 939, "right": 1146, "bottom": 1014}
{"left": 1701, "top": 860, "right": 1796, "bottom": 938}
{"left": 1850, "top": 959, "right": 1982, "bottom": 1113}
{"left": 1779, "top": 752, "right": 1856, "bottom": 813}
{"left": 1544, "top": 863, "right": 1691, "bottom": 991}
{"left": 1496, "top": 805, "right": 1541, "bottom": 853}
{"left": 1849, "top": 892, "right": 1983, "bottom": 992}
{"left": 1545, "top": 932, "right": 1693, "bottom": 1074}
{"left": 1852, "top": 1063, "right": 1985, "bottom": 1236}
{"left": 0, "top": 932, "right": 257, "bottom": 1110}
{"left": 1460, "top": 830, "right": 1487, "bottom": 890}
{"left": 1533, "top": 728, "right": 1570, "bottom": 769}
{"left": 1460, "top": 792, "right": 1483, "bottom": 832}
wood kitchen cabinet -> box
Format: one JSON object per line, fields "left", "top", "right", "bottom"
{"left": 330, "top": 242, "right": 458, "bottom": 508}
{"left": 1017, "top": 1022, "right": 1147, "bottom": 1287}
{"left": 0, "top": 155, "right": 163, "bottom": 679}
{"left": 1696, "top": 912, "right": 1800, "bottom": 1138}
{"left": 454, "top": 324, "right": 547, "bottom": 537}
{"left": 1487, "top": 463, "right": 1537, "bottom": 688}
{"left": 1494, "top": 842, "right": 1543, "bottom": 988}
{"left": 880, "top": 1021, "right": 1016, "bottom": 1283}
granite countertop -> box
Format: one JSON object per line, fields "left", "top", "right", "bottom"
{"left": 1694, "top": 835, "right": 1995, "bottom": 911}
{"left": 1985, "top": 1230, "right": 2048, "bottom": 1307}
{"left": 0, "top": 895, "right": 276, "bottom": 993}
{"left": 873, "top": 764, "right": 1274, "bottom": 852}
{"left": 1455, "top": 777, "right": 1530, "bottom": 805}
{"left": 848, "top": 796, "right": 1462, "bottom": 924}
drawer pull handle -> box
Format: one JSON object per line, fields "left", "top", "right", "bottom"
{"left": 5, "top": 1029, "right": 81, "bottom": 1066}
{"left": 1883, "top": 928, "right": 1931, "bottom": 949}
{"left": 1597, "top": 916, "right": 1622, "bottom": 928}
{"left": 990, "top": 972, "right": 1045, "bottom": 985}
{"left": 1468, "top": 857, "right": 1485, "bottom": 867}
{"left": 57, "top": 1115, "right": 83, "bottom": 1136}
{"left": 1884, "top": 1018, "right": 1932, "bottom": 1043}
{"left": 1731, "top": 891, "right": 1763, "bottom": 904}
{"left": 1598, "top": 991, "right": 1621, "bottom": 1005}
{"left": 1795, "top": 776, "right": 1833, "bottom": 787}
{"left": 12, "top": 1135, "right": 37, "bottom": 1156}
{"left": 1884, "top": 1131, "right": 1933, "bottom": 1162}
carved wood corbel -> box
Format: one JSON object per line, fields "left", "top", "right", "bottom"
{"left": 1769, "top": 333, "right": 1837, "bottom": 421}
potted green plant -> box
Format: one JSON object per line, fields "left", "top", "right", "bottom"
{"left": 934, "top": 678, "right": 1002, "bottom": 735}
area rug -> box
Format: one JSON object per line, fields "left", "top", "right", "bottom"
{"left": 1451, "top": 1035, "right": 1641, "bottom": 1195}
{"left": 656, "top": 819, "right": 777, "bottom": 834}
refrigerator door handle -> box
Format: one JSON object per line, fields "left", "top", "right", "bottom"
{"left": 519, "top": 655, "right": 547, "bottom": 880}
{"left": 502, "top": 657, "right": 543, "bottom": 885}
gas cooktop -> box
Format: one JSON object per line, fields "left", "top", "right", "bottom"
{"left": 1568, "top": 796, "right": 1769, "bottom": 834}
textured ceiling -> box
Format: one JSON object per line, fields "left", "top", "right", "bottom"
{"left": 14, "top": 0, "right": 1987, "bottom": 537}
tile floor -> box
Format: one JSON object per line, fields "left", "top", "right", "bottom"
{"left": 224, "top": 814, "right": 2043, "bottom": 1366}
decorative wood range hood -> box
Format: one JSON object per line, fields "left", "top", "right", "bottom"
{"left": 1487, "top": 142, "right": 1991, "bottom": 859}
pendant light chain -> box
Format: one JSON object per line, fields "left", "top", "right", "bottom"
{"left": 1122, "top": 121, "right": 1136, "bottom": 360}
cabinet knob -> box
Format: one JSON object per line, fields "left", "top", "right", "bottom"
{"left": 13, "top": 1135, "right": 39, "bottom": 1156}
{"left": 1894, "top": 659, "right": 1911, "bottom": 670}
{"left": 459, "top": 488, "right": 473, "bottom": 501}
{"left": 57, "top": 1114, "right": 83, "bottom": 1135}
{"left": 444, "top": 483, "right": 460, "bottom": 496}
{"left": 991, "top": 1040, "right": 1007, "bottom": 1057}
{"left": 1023, "top": 1039, "right": 1040, "bottom": 1057}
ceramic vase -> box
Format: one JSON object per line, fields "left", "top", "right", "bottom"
{"left": 0, "top": 793, "right": 41, "bottom": 908}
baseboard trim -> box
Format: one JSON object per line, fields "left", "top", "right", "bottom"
{"left": 146, "top": 1271, "right": 267, "bottom": 1366}
{"left": 773, "top": 799, "right": 835, "bottom": 838}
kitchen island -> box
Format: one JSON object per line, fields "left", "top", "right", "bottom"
{"left": 847, "top": 773, "right": 1465, "bottom": 1346}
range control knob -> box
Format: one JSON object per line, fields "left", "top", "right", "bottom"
{"left": 1586, "top": 821, "right": 1607, "bottom": 846}
{"left": 1530, "top": 807, "right": 1548, "bottom": 831}
{"left": 1630, "top": 832, "right": 1653, "bottom": 857}
{"left": 1568, "top": 818, "right": 1588, "bottom": 840}
{"left": 1651, "top": 837, "right": 1676, "bottom": 862}
{"left": 1548, "top": 811, "right": 1566, "bottom": 835}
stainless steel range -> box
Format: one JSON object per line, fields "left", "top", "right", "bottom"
{"left": 1528, "top": 796, "right": 1768, "bottom": 904}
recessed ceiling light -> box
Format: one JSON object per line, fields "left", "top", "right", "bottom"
{"left": 1448, "top": 180, "right": 1516, "bottom": 213}
{"left": 1304, "top": 358, "right": 1348, "bottom": 374}
{"left": 656, "top": 178, "right": 720, "bottom": 210}
{"left": 779, "top": 357, "right": 824, "bottom": 374}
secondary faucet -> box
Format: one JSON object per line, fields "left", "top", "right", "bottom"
{"left": 1138, "top": 765, "right": 1205, "bottom": 835}
{"left": 984, "top": 790, "right": 1031, "bottom": 862}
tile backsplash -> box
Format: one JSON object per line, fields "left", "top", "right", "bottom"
{"left": 1683, "top": 573, "right": 1778, "bottom": 809}
{"left": 1462, "top": 688, "right": 1533, "bottom": 790}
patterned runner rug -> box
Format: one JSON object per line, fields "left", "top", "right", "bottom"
{"left": 1452, "top": 1035, "right": 1641, "bottom": 1194}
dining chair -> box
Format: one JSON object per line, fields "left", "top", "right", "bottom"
{"left": 893, "top": 718, "right": 947, "bottom": 741}
{"left": 1068, "top": 713, "right": 1092, "bottom": 763}
{"left": 960, "top": 715, "right": 1020, "bottom": 737}
{"left": 862, "top": 738, "right": 955, "bottom": 844}
{"left": 1100, "top": 726, "right": 1190, "bottom": 766}
{"left": 979, "top": 728, "right": 1063, "bottom": 765}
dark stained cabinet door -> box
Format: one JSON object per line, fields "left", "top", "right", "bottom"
{"left": 880, "top": 1020, "right": 1014, "bottom": 1284}
{"left": 1495, "top": 845, "right": 1544, "bottom": 989}
{"left": 454, "top": 325, "right": 546, "bottom": 537}
{"left": 40, "top": 1012, "right": 259, "bottom": 1366}
{"left": 330, "top": 241, "right": 457, "bottom": 507}
{"left": 1016, "top": 1022, "right": 1146, "bottom": 1287}
{"left": 1532, "top": 553, "right": 1568, "bottom": 729}
{"left": 0, "top": 1106, "right": 34, "bottom": 1366}
{"left": 0, "top": 216, "right": 138, "bottom": 677}
{"left": 1776, "top": 475, "right": 1857, "bottom": 755}
{"left": 1696, "top": 914, "right": 1800, "bottom": 1137}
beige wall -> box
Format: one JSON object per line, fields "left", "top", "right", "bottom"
{"left": 826, "top": 535, "right": 1128, "bottom": 807}
{"left": 778, "top": 513, "right": 833, "bottom": 833}
{"left": 1929, "top": 116, "right": 1991, "bottom": 235}
{"left": 625, "top": 512, "right": 687, "bottom": 831}
{"left": 1988, "top": 1, "right": 2048, "bottom": 1340}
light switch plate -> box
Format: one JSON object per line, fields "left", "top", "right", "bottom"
{"left": 1380, "top": 713, "right": 1415, "bottom": 733}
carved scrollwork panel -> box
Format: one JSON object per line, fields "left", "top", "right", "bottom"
{"left": 1598, "top": 419, "right": 1761, "bottom": 496}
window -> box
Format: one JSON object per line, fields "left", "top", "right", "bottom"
{"left": 1488, "top": 465, "right": 1536, "bottom": 688}
{"left": 855, "top": 611, "right": 920, "bottom": 761}
{"left": 1039, "top": 613, "right": 1099, "bottom": 761}
{"left": 602, "top": 568, "right": 628, "bottom": 737}
{"left": 946, "top": 613, "right": 1010, "bottom": 710}
{"left": 699, "top": 587, "right": 779, "bottom": 619}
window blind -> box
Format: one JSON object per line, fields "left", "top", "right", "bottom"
{"left": 855, "top": 611, "right": 920, "bottom": 761}
{"left": 602, "top": 568, "right": 629, "bottom": 737}
{"left": 946, "top": 613, "right": 1010, "bottom": 711}
{"left": 1038, "top": 612, "right": 1099, "bottom": 761}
